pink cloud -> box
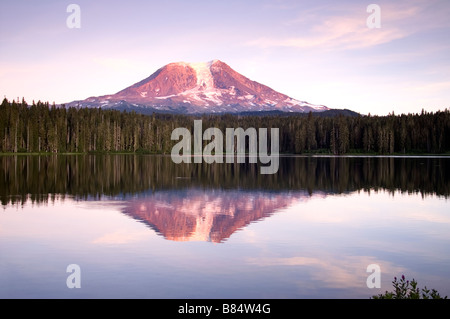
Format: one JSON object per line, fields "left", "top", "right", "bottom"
{"left": 248, "top": 1, "right": 444, "bottom": 51}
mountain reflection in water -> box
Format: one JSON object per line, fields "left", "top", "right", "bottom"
{"left": 122, "top": 189, "right": 313, "bottom": 243}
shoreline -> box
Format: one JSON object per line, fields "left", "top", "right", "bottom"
{"left": 1, "top": 152, "right": 449, "bottom": 157}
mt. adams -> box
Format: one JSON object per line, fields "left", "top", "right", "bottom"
{"left": 67, "top": 59, "right": 329, "bottom": 114}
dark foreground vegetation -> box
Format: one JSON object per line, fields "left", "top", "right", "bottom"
{"left": 1, "top": 98, "right": 449, "bottom": 155}
{"left": 372, "top": 275, "right": 447, "bottom": 299}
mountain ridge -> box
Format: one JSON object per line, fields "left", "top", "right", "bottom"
{"left": 66, "top": 59, "right": 332, "bottom": 114}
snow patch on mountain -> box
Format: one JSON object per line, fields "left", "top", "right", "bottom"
{"left": 188, "top": 61, "right": 215, "bottom": 89}
{"left": 168, "top": 60, "right": 227, "bottom": 106}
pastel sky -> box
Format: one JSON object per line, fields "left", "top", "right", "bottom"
{"left": 1, "top": 0, "right": 449, "bottom": 115}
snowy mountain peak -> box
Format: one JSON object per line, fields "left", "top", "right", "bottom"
{"left": 67, "top": 60, "right": 329, "bottom": 114}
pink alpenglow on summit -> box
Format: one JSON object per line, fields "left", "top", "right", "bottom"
{"left": 67, "top": 60, "right": 329, "bottom": 114}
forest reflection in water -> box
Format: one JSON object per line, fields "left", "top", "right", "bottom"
{"left": 1, "top": 155, "right": 449, "bottom": 207}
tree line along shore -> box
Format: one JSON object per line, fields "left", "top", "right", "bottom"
{"left": 1, "top": 98, "right": 449, "bottom": 155}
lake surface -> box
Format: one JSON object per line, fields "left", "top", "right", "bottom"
{"left": 1, "top": 155, "right": 449, "bottom": 299}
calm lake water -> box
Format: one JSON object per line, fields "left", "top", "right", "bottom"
{"left": 1, "top": 155, "right": 449, "bottom": 299}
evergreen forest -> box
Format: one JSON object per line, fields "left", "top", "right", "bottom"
{"left": 1, "top": 98, "right": 449, "bottom": 155}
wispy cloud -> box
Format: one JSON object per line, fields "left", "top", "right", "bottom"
{"left": 248, "top": 1, "right": 442, "bottom": 51}
{"left": 248, "top": 26, "right": 406, "bottom": 51}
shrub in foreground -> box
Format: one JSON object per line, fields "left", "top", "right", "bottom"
{"left": 372, "top": 275, "right": 447, "bottom": 299}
